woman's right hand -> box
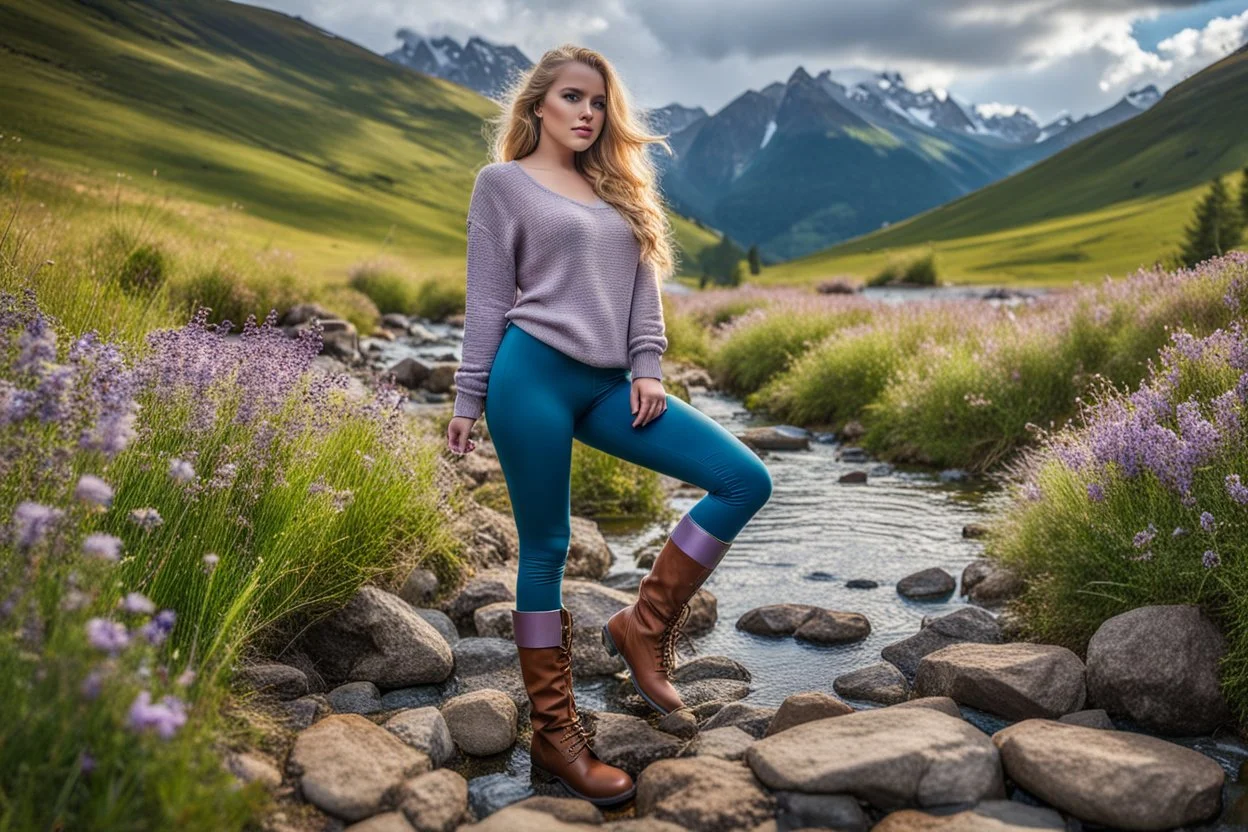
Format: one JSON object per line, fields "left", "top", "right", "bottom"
{"left": 447, "top": 416, "right": 478, "bottom": 455}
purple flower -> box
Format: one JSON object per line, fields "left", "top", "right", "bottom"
{"left": 74, "top": 474, "right": 114, "bottom": 508}
{"left": 121, "top": 592, "right": 155, "bottom": 614}
{"left": 128, "top": 507, "right": 163, "bottom": 531}
{"left": 1226, "top": 474, "right": 1248, "bottom": 505}
{"left": 1200, "top": 511, "right": 1216, "bottom": 532}
{"left": 82, "top": 533, "right": 123, "bottom": 562}
{"left": 126, "top": 690, "right": 188, "bottom": 739}
{"left": 80, "top": 666, "right": 109, "bottom": 700}
{"left": 168, "top": 457, "right": 195, "bottom": 483}
{"left": 1203, "top": 549, "right": 1221, "bottom": 568}
{"left": 1172, "top": 526, "right": 1188, "bottom": 538}
{"left": 85, "top": 618, "right": 129, "bottom": 654}
{"left": 177, "top": 668, "right": 197, "bottom": 687}
{"left": 10, "top": 501, "right": 65, "bottom": 550}
{"left": 1132, "top": 523, "right": 1157, "bottom": 549}
{"left": 79, "top": 751, "right": 95, "bottom": 774}
{"left": 139, "top": 609, "right": 176, "bottom": 646}
{"left": 1086, "top": 482, "right": 1105, "bottom": 502}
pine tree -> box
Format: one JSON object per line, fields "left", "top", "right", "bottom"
{"left": 1179, "top": 176, "right": 1244, "bottom": 267}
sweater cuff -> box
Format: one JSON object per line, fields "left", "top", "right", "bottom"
{"left": 453, "top": 391, "right": 484, "bottom": 420}
{"left": 630, "top": 351, "right": 664, "bottom": 381}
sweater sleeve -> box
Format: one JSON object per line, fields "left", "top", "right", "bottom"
{"left": 627, "top": 258, "right": 668, "bottom": 380}
{"left": 452, "top": 168, "right": 517, "bottom": 420}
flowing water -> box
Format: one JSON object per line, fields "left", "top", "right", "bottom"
{"left": 378, "top": 303, "right": 1248, "bottom": 829}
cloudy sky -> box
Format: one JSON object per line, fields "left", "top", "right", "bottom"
{"left": 239, "top": 0, "right": 1248, "bottom": 124}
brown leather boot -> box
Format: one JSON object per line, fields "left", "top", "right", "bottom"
{"left": 601, "top": 513, "right": 731, "bottom": 714}
{"left": 512, "top": 607, "right": 635, "bottom": 806}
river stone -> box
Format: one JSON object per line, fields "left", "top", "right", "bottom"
{"left": 683, "top": 725, "right": 754, "bottom": 760}
{"left": 657, "top": 707, "right": 699, "bottom": 738}
{"left": 774, "top": 791, "right": 869, "bottom": 831}
{"left": 746, "top": 707, "right": 1005, "bottom": 810}
{"left": 299, "top": 587, "right": 454, "bottom": 688}
{"left": 567, "top": 516, "right": 612, "bottom": 580}
{"left": 872, "top": 800, "right": 1066, "bottom": 831}
{"left": 384, "top": 707, "right": 454, "bottom": 767}
{"left": 888, "top": 697, "right": 963, "bottom": 719}
{"left": 960, "top": 559, "right": 995, "bottom": 594}
{"left": 839, "top": 470, "right": 868, "bottom": 483}
{"left": 736, "top": 603, "right": 821, "bottom": 635}
{"left": 882, "top": 606, "right": 1003, "bottom": 682}
{"left": 453, "top": 637, "right": 526, "bottom": 712}
{"left": 412, "top": 608, "right": 459, "bottom": 647}
{"left": 1059, "top": 709, "right": 1115, "bottom": 730}
{"left": 590, "top": 711, "right": 687, "bottom": 776}
{"left": 473, "top": 601, "right": 513, "bottom": 639}
{"left": 914, "top": 642, "right": 1086, "bottom": 720}
{"left": 399, "top": 567, "right": 439, "bottom": 607}
{"left": 1085, "top": 604, "right": 1233, "bottom": 735}
{"left": 288, "top": 713, "right": 431, "bottom": 822}
{"left": 636, "top": 757, "right": 776, "bottom": 829}
{"left": 739, "top": 425, "right": 811, "bottom": 451}
{"left": 234, "top": 662, "right": 308, "bottom": 700}
{"left": 992, "top": 719, "right": 1225, "bottom": 830}
{"left": 327, "top": 681, "right": 384, "bottom": 714}
{"left": 684, "top": 587, "right": 717, "bottom": 636}
{"left": 456, "top": 806, "right": 599, "bottom": 831}
{"left": 380, "top": 684, "right": 452, "bottom": 712}
{"left": 794, "top": 609, "right": 871, "bottom": 644}
{"left": 700, "top": 702, "right": 777, "bottom": 738}
{"left": 600, "top": 571, "right": 645, "bottom": 593}
{"left": 897, "top": 567, "right": 956, "bottom": 599}
{"left": 344, "top": 812, "right": 413, "bottom": 831}
{"left": 444, "top": 577, "right": 515, "bottom": 629}
{"left": 600, "top": 821, "right": 687, "bottom": 832}
{"left": 509, "top": 796, "right": 603, "bottom": 824}
{"left": 283, "top": 694, "right": 331, "bottom": 730}
{"left": 395, "top": 768, "right": 467, "bottom": 832}
{"left": 613, "top": 676, "right": 750, "bottom": 715}
{"left": 440, "top": 689, "right": 517, "bottom": 756}
{"left": 834, "top": 661, "right": 910, "bottom": 705}
{"left": 764, "top": 691, "right": 854, "bottom": 736}
{"left": 224, "top": 750, "right": 282, "bottom": 788}
{"left": 967, "top": 567, "right": 1023, "bottom": 608}
{"left": 562, "top": 579, "right": 634, "bottom": 676}
{"left": 671, "top": 654, "right": 751, "bottom": 683}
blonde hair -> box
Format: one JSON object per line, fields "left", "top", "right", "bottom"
{"left": 483, "top": 43, "right": 678, "bottom": 279}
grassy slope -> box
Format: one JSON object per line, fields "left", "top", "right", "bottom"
{"left": 762, "top": 45, "right": 1248, "bottom": 287}
{"left": 0, "top": 0, "right": 719, "bottom": 280}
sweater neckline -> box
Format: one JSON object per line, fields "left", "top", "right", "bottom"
{"left": 507, "top": 160, "right": 614, "bottom": 211}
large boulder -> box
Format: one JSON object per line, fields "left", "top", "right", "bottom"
{"left": 992, "top": 719, "right": 1224, "bottom": 830}
{"left": 635, "top": 757, "right": 775, "bottom": 830}
{"left": 882, "top": 607, "right": 1004, "bottom": 682}
{"left": 1085, "top": 604, "right": 1233, "bottom": 735}
{"left": 913, "top": 642, "right": 1086, "bottom": 720}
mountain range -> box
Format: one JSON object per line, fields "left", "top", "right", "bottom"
{"left": 386, "top": 30, "right": 1161, "bottom": 261}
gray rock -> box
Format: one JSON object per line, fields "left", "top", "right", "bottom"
{"left": 740, "top": 425, "right": 810, "bottom": 451}
{"left": 384, "top": 707, "right": 455, "bottom": 767}
{"left": 764, "top": 691, "right": 854, "bottom": 737}
{"left": 774, "top": 791, "right": 869, "bottom": 832}
{"left": 700, "top": 701, "right": 777, "bottom": 739}
{"left": 1085, "top": 604, "right": 1233, "bottom": 735}
{"left": 682, "top": 726, "right": 753, "bottom": 760}
{"left": 327, "top": 681, "right": 384, "bottom": 714}
{"left": 590, "top": 711, "right": 687, "bottom": 776}
{"left": 400, "top": 568, "right": 440, "bottom": 608}
{"left": 412, "top": 608, "right": 459, "bottom": 647}
{"left": 992, "top": 718, "right": 1224, "bottom": 829}
{"left": 472, "top": 601, "right": 513, "bottom": 640}
{"left": 562, "top": 580, "right": 635, "bottom": 676}
{"left": 882, "top": 606, "right": 1003, "bottom": 682}
{"left": 914, "top": 642, "right": 1086, "bottom": 720}
{"left": 567, "top": 516, "right": 613, "bottom": 580}
{"left": 234, "top": 662, "right": 309, "bottom": 700}
{"left": 282, "top": 694, "right": 331, "bottom": 730}
{"left": 345, "top": 812, "right": 415, "bottom": 832}
{"left": 657, "top": 707, "right": 699, "bottom": 739}
{"left": 746, "top": 707, "right": 1005, "bottom": 810}
{"left": 380, "top": 684, "right": 452, "bottom": 712}
{"left": 793, "top": 609, "right": 871, "bottom": 645}
{"left": 671, "top": 654, "right": 752, "bottom": 684}
{"left": 224, "top": 750, "right": 282, "bottom": 788}
{"left": 440, "top": 689, "right": 517, "bottom": 756}
{"left": 444, "top": 578, "right": 514, "bottom": 629}
{"left": 396, "top": 768, "right": 468, "bottom": 832}
{"left": 508, "top": 795, "right": 603, "bottom": 825}
{"left": 1059, "top": 709, "right": 1115, "bottom": 730}
{"left": 736, "top": 603, "right": 820, "bottom": 636}
{"left": 636, "top": 757, "right": 775, "bottom": 830}
{"left": 887, "top": 696, "right": 963, "bottom": 719}
{"left": 834, "top": 661, "right": 910, "bottom": 705}
{"left": 897, "top": 567, "right": 956, "bottom": 599}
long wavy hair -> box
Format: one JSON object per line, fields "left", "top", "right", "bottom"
{"left": 482, "top": 44, "right": 678, "bottom": 279}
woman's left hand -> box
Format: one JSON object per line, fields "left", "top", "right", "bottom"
{"left": 631, "top": 377, "right": 667, "bottom": 428}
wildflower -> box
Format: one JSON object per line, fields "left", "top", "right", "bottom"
{"left": 85, "top": 618, "right": 129, "bottom": 654}
{"left": 1172, "top": 526, "right": 1188, "bottom": 538}
{"left": 138, "top": 609, "right": 176, "bottom": 646}
{"left": 121, "top": 592, "right": 155, "bottom": 614}
{"left": 61, "top": 588, "right": 90, "bottom": 612}
{"left": 126, "top": 690, "right": 188, "bottom": 739}
{"left": 1132, "top": 523, "right": 1157, "bottom": 549}
{"left": 79, "top": 751, "right": 95, "bottom": 774}
{"left": 128, "top": 506, "right": 163, "bottom": 531}
{"left": 1086, "top": 482, "right": 1105, "bottom": 502}
{"left": 81, "top": 666, "right": 110, "bottom": 700}
{"left": 1226, "top": 474, "right": 1248, "bottom": 505}
{"left": 1203, "top": 549, "right": 1221, "bottom": 568}
{"left": 82, "top": 532, "right": 122, "bottom": 562}
{"left": 202, "top": 552, "right": 219, "bottom": 573}
{"left": 1200, "top": 511, "right": 1216, "bottom": 532}
{"left": 168, "top": 457, "right": 196, "bottom": 483}
{"left": 74, "top": 474, "right": 114, "bottom": 508}
{"left": 177, "top": 668, "right": 197, "bottom": 687}
{"left": 10, "top": 501, "right": 65, "bottom": 550}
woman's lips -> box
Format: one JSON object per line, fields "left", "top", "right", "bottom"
{"left": 573, "top": 127, "right": 592, "bottom": 136}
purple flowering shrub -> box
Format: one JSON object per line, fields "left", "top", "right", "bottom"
{"left": 988, "top": 297, "right": 1248, "bottom": 721}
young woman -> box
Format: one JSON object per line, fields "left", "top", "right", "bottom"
{"left": 445, "top": 44, "right": 773, "bottom": 806}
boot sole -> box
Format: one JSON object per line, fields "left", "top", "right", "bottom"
{"left": 531, "top": 761, "right": 636, "bottom": 806}
{"left": 601, "top": 622, "right": 673, "bottom": 716}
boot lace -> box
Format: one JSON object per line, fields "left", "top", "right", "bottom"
{"left": 556, "top": 621, "right": 597, "bottom": 762}
{"left": 656, "top": 604, "right": 696, "bottom": 678}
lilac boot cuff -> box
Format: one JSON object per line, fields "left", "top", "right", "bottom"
{"left": 512, "top": 608, "right": 563, "bottom": 648}
{"left": 670, "top": 514, "right": 732, "bottom": 569}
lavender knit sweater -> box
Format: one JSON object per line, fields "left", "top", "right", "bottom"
{"left": 452, "top": 160, "right": 668, "bottom": 420}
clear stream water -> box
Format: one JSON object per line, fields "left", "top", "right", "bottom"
{"left": 377, "top": 299, "right": 1248, "bottom": 829}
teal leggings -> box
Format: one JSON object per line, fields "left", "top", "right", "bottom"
{"left": 485, "top": 322, "right": 774, "bottom": 612}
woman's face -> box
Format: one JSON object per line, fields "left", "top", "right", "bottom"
{"left": 536, "top": 61, "right": 607, "bottom": 151}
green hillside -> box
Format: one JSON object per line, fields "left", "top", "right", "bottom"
{"left": 764, "top": 44, "right": 1248, "bottom": 286}
{"left": 0, "top": 0, "right": 720, "bottom": 280}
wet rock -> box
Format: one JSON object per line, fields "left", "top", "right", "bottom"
{"left": 747, "top": 707, "right": 1004, "bottom": 809}
{"left": 914, "top": 642, "right": 1086, "bottom": 720}
{"left": 380, "top": 684, "right": 453, "bottom": 712}
{"left": 234, "top": 662, "right": 308, "bottom": 700}
{"left": 774, "top": 792, "right": 869, "bottom": 832}
{"left": 589, "top": 711, "right": 686, "bottom": 776}
{"left": 882, "top": 606, "right": 1003, "bottom": 683}
{"left": 1085, "top": 604, "right": 1233, "bottom": 736}
{"left": 671, "top": 654, "right": 751, "bottom": 684}
{"left": 736, "top": 603, "right": 820, "bottom": 636}
{"left": 562, "top": 580, "right": 634, "bottom": 676}
{"left": 615, "top": 677, "right": 750, "bottom": 715}
{"left": 846, "top": 579, "right": 879, "bottom": 589}
{"left": 396, "top": 768, "right": 468, "bottom": 832}
{"left": 961, "top": 523, "right": 990, "bottom": 539}
{"left": 938, "top": 469, "right": 968, "bottom": 483}
{"left": 764, "top": 691, "right": 854, "bottom": 736}
{"left": 700, "top": 702, "right": 777, "bottom": 738}
{"left": 600, "top": 571, "right": 644, "bottom": 593}
{"left": 839, "top": 470, "right": 868, "bottom": 483}
{"left": 793, "top": 609, "right": 871, "bottom": 645}
{"left": 299, "top": 587, "right": 454, "bottom": 688}
{"left": 440, "top": 689, "right": 517, "bottom": 756}
{"left": 287, "top": 713, "right": 431, "bottom": 822}
{"left": 992, "top": 719, "right": 1224, "bottom": 829}
{"left": 384, "top": 707, "right": 455, "bottom": 767}
{"left": 636, "top": 757, "right": 775, "bottom": 830}
{"left": 683, "top": 588, "right": 717, "bottom": 637}
{"left": 896, "top": 567, "right": 956, "bottom": 600}
{"left": 838, "top": 446, "right": 870, "bottom": 463}
{"left": 834, "top": 661, "right": 910, "bottom": 705}
{"left": 739, "top": 425, "right": 810, "bottom": 451}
